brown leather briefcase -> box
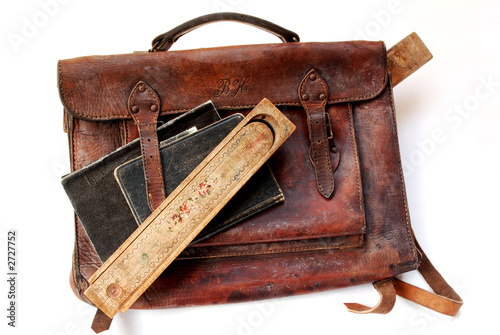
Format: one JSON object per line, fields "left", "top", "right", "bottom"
{"left": 58, "top": 12, "right": 462, "bottom": 331}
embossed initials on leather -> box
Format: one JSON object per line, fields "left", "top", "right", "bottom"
{"left": 212, "top": 76, "right": 250, "bottom": 97}
{"left": 298, "top": 69, "right": 339, "bottom": 198}
{"left": 128, "top": 81, "right": 166, "bottom": 211}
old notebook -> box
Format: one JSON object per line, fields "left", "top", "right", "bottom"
{"left": 61, "top": 102, "right": 221, "bottom": 262}
{"left": 114, "top": 113, "right": 284, "bottom": 244}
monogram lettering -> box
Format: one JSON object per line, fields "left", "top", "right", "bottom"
{"left": 212, "top": 76, "right": 250, "bottom": 97}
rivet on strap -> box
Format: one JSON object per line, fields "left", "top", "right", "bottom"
{"left": 128, "top": 81, "right": 166, "bottom": 211}
{"left": 298, "top": 69, "right": 339, "bottom": 198}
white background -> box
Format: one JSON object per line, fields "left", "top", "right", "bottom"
{"left": 1, "top": 0, "right": 499, "bottom": 334}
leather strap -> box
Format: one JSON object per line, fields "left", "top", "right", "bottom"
{"left": 345, "top": 238, "right": 463, "bottom": 316}
{"left": 298, "top": 69, "right": 340, "bottom": 198}
{"left": 128, "top": 81, "right": 166, "bottom": 211}
{"left": 394, "top": 240, "right": 463, "bottom": 316}
{"left": 91, "top": 309, "right": 112, "bottom": 333}
{"left": 345, "top": 279, "right": 396, "bottom": 314}
{"left": 151, "top": 12, "right": 300, "bottom": 52}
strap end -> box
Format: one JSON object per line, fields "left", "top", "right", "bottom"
{"left": 91, "top": 309, "right": 113, "bottom": 333}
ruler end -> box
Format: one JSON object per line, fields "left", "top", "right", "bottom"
{"left": 388, "top": 32, "right": 433, "bottom": 87}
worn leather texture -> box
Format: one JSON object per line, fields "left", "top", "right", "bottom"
{"left": 58, "top": 43, "right": 387, "bottom": 120}
{"left": 298, "top": 69, "right": 339, "bottom": 198}
{"left": 127, "top": 81, "right": 165, "bottom": 210}
{"left": 59, "top": 40, "right": 420, "bottom": 308}
{"left": 151, "top": 12, "right": 300, "bottom": 52}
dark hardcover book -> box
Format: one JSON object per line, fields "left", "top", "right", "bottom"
{"left": 61, "top": 101, "right": 221, "bottom": 262}
{"left": 115, "top": 114, "right": 284, "bottom": 245}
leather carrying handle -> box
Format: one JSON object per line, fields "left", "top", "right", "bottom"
{"left": 150, "top": 12, "right": 300, "bottom": 52}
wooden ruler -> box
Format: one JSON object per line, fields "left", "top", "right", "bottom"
{"left": 84, "top": 98, "right": 295, "bottom": 318}
{"left": 387, "top": 32, "right": 433, "bottom": 87}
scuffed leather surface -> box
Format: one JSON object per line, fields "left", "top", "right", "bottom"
{"left": 194, "top": 104, "right": 366, "bottom": 246}
{"left": 58, "top": 42, "right": 387, "bottom": 120}
{"left": 178, "top": 235, "right": 363, "bottom": 259}
{"left": 71, "top": 117, "right": 123, "bottom": 171}
{"left": 62, "top": 41, "right": 418, "bottom": 308}
{"left": 128, "top": 85, "right": 418, "bottom": 309}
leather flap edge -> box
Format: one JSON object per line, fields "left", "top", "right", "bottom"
{"left": 58, "top": 41, "right": 388, "bottom": 121}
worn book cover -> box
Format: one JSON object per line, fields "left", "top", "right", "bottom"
{"left": 61, "top": 102, "right": 221, "bottom": 262}
{"left": 115, "top": 114, "right": 284, "bottom": 245}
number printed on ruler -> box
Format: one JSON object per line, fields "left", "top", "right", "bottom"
{"left": 7, "top": 230, "right": 17, "bottom": 327}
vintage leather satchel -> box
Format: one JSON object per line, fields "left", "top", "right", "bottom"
{"left": 58, "top": 13, "right": 462, "bottom": 330}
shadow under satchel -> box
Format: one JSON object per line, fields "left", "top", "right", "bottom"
{"left": 57, "top": 12, "right": 463, "bottom": 333}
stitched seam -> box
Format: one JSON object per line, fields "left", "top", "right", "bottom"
{"left": 59, "top": 87, "right": 388, "bottom": 120}
{"left": 69, "top": 115, "right": 82, "bottom": 291}
{"left": 62, "top": 97, "right": 373, "bottom": 120}
{"left": 177, "top": 240, "right": 364, "bottom": 260}
{"left": 315, "top": 76, "right": 334, "bottom": 195}
{"left": 61, "top": 83, "right": 388, "bottom": 121}
{"left": 299, "top": 70, "right": 333, "bottom": 196}
{"left": 130, "top": 83, "right": 165, "bottom": 209}
{"left": 72, "top": 119, "right": 79, "bottom": 171}
{"left": 119, "top": 120, "right": 126, "bottom": 146}
{"left": 138, "top": 128, "right": 153, "bottom": 205}
{"left": 59, "top": 74, "right": 387, "bottom": 120}
{"left": 387, "top": 83, "right": 418, "bottom": 266}
{"left": 327, "top": 46, "right": 389, "bottom": 104}
{"left": 132, "top": 85, "right": 153, "bottom": 208}
{"left": 57, "top": 61, "right": 72, "bottom": 118}
{"left": 299, "top": 77, "right": 320, "bottom": 190}
{"left": 145, "top": 85, "right": 165, "bottom": 203}
{"left": 59, "top": 55, "right": 387, "bottom": 121}
{"left": 124, "top": 120, "right": 130, "bottom": 143}
{"left": 348, "top": 103, "right": 364, "bottom": 213}
{"left": 69, "top": 117, "right": 89, "bottom": 297}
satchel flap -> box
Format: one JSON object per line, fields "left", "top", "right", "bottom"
{"left": 58, "top": 41, "right": 388, "bottom": 121}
